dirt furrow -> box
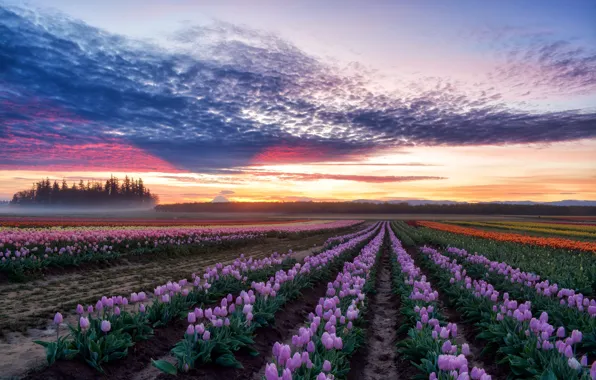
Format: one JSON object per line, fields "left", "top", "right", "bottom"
{"left": 348, "top": 243, "right": 400, "bottom": 380}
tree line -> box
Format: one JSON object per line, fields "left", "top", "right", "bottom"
{"left": 155, "top": 201, "right": 596, "bottom": 216}
{"left": 10, "top": 176, "right": 158, "bottom": 207}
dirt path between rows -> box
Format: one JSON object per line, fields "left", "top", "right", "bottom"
{"left": 348, "top": 243, "right": 400, "bottom": 380}
{"left": 2, "top": 227, "right": 361, "bottom": 379}
{"left": 407, "top": 246, "right": 505, "bottom": 380}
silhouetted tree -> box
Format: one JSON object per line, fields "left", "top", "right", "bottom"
{"left": 10, "top": 175, "right": 158, "bottom": 207}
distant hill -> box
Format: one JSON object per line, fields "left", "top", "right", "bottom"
{"left": 352, "top": 199, "right": 596, "bottom": 207}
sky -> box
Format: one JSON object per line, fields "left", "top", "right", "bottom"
{"left": 1, "top": 0, "right": 595, "bottom": 203}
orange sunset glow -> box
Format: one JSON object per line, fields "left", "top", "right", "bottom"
{"left": 2, "top": 1, "right": 596, "bottom": 205}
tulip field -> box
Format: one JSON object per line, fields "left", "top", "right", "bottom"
{"left": 2, "top": 218, "right": 596, "bottom": 379}
{"left": 0, "top": 220, "right": 362, "bottom": 281}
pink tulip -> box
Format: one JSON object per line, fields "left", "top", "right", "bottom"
{"left": 101, "top": 320, "right": 111, "bottom": 333}
{"left": 79, "top": 316, "right": 90, "bottom": 331}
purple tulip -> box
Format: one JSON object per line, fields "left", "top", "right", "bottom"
{"left": 101, "top": 320, "right": 111, "bottom": 333}
{"left": 279, "top": 344, "right": 291, "bottom": 365}
{"left": 273, "top": 342, "right": 281, "bottom": 357}
{"left": 76, "top": 304, "right": 84, "bottom": 314}
{"left": 557, "top": 327, "right": 565, "bottom": 338}
{"left": 462, "top": 343, "right": 470, "bottom": 356}
{"left": 580, "top": 355, "right": 587, "bottom": 366}
{"left": 87, "top": 305, "right": 94, "bottom": 314}
{"left": 301, "top": 352, "right": 309, "bottom": 364}
{"left": 202, "top": 331, "right": 211, "bottom": 341}
{"left": 322, "top": 360, "right": 332, "bottom": 372}
{"left": 442, "top": 340, "right": 452, "bottom": 354}
{"left": 333, "top": 336, "right": 343, "bottom": 350}
{"left": 571, "top": 330, "right": 582, "bottom": 344}
{"left": 282, "top": 369, "right": 292, "bottom": 380}
{"left": 113, "top": 306, "right": 121, "bottom": 316}
{"left": 316, "top": 373, "right": 327, "bottom": 380}
{"left": 564, "top": 345, "right": 573, "bottom": 358}
{"left": 188, "top": 312, "right": 196, "bottom": 324}
{"left": 264, "top": 363, "right": 278, "bottom": 380}
{"left": 139, "top": 304, "right": 146, "bottom": 313}
{"left": 79, "top": 316, "right": 90, "bottom": 331}
{"left": 440, "top": 327, "right": 450, "bottom": 339}
{"left": 53, "top": 312, "right": 63, "bottom": 325}
{"left": 307, "top": 340, "right": 315, "bottom": 353}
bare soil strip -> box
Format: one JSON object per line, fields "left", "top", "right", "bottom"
{"left": 348, "top": 243, "right": 400, "bottom": 380}
{"left": 408, "top": 246, "right": 505, "bottom": 380}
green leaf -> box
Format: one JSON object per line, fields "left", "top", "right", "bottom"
{"left": 152, "top": 359, "right": 178, "bottom": 375}
{"left": 215, "top": 353, "right": 243, "bottom": 368}
{"left": 539, "top": 370, "right": 557, "bottom": 380}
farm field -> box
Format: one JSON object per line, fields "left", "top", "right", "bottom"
{"left": 442, "top": 220, "right": 596, "bottom": 241}
{"left": 2, "top": 218, "right": 595, "bottom": 380}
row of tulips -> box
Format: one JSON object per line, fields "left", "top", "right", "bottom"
{"left": 388, "top": 225, "right": 492, "bottom": 380}
{"left": 442, "top": 246, "right": 596, "bottom": 341}
{"left": 323, "top": 222, "right": 380, "bottom": 247}
{"left": 0, "top": 220, "right": 362, "bottom": 249}
{"left": 152, "top": 223, "right": 383, "bottom": 374}
{"left": 35, "top": 248, "right": 305, "bottom": 372}
{"left": 1, "top": 220, "right": 362, "bottom": 279}
{"left": 0, "top": 217, "right": 310, "bottom": 228}
{"left": 417, "top": 221, "right": 596, "bottom": 252}
{"left": 445, "top": 221, "right": 596, "bottom": 239}
{"left": 263, "top": 223, "right": 387, "bottom": 380}
{"left": 419, "top": 245, "right": 596, "bottom": 379}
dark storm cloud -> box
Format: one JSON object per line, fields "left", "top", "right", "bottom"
{"left": 1, "top": 5, "right": 596, "bottom": 172}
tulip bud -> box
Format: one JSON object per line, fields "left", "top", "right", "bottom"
{"left": 188, "top": 312, "right": 197, "bottom": 324}
{"left": 101, "top": 320, "right": 111, "bottom": 333}
{"left": 53, "top": 312, "right": 63, "bottom": 325}
{"left": 79, "top": 316, "right": 90, "bottom": 331}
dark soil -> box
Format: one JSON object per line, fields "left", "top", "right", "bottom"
{"left": 348, "top": 243, "right": 401, "bottom": 380}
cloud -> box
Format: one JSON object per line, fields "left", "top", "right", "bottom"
{"left": 246, "top": 171, "right": 446, "bottom": 183}
{"left": 219, "top": 190, "right": 235, "bottom": 195}
{"left": 477, "top": 27, "right": 596, "bottom": 97}
{"left": 1, "top": 5, "right": 595, "bottom": 173}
